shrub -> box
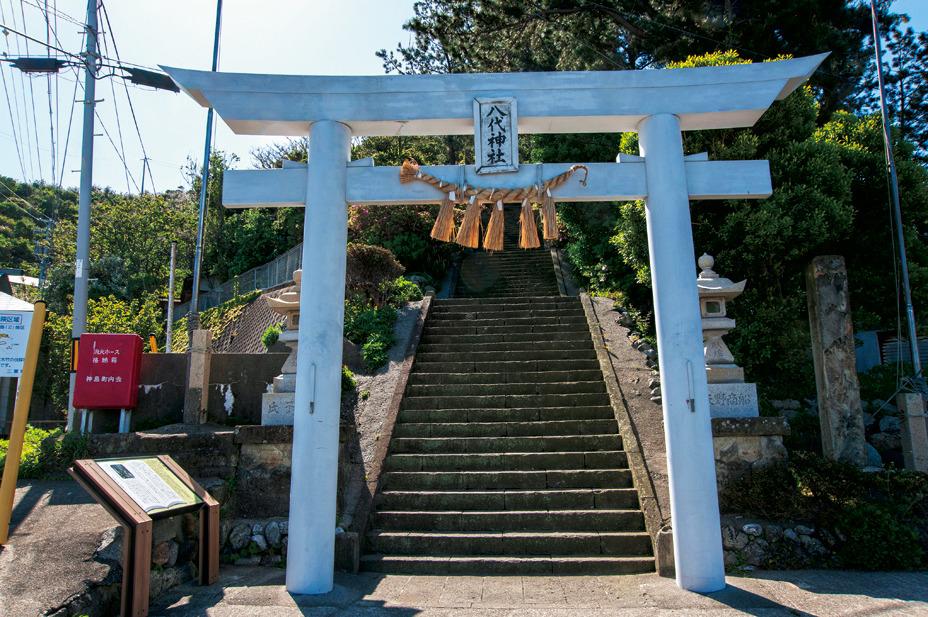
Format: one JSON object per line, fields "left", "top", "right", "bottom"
{"left": 383, "top": 277, "right": 423, "bottom": 307}
{"left": 262, "top": 324, "right": 283, "bottom": 349}
{"left": 348, "top": 204, "right": 457, "bottom": 279}
{"left": 721, "top": 452, "right": 928, "bottom": 570}
{"left": 0, "top": 426, "right": 87, "bottom": 479}
{"left": 341, "top": 365, "right": 357, "bottom": 391}
{"left": 345, "top": 243, "right": 404, "bottom": 307}
{"left": 361, "top": 334, "right": 391, "bottom": 370}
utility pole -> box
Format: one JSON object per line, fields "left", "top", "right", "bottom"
{"left": 189, "top": 0, "right": 223, "bottom": 330}
{"left": 869, "top": 0, "right": 924, "bottom": 391}
{"left": 66, "top": 0, "right": 99, "bottom": 431}
{"left": 166, "top": 241, "right": 176, "bottom": 352}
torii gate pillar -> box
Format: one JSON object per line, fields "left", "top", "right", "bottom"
{"left": 287, "top": 120, "right": 351, "bottom": 594}
{"left": 639, "top": 113, "right": 724, "bottom": 591}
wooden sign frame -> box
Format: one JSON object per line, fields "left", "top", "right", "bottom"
{"left": 69, "top": 455, "right": 220, "bottom": 617}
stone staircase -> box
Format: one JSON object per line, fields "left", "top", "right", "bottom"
{"left": 361, "top": 206, "right": 654, "bottom": 575}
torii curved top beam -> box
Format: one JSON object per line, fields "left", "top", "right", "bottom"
{"left": 161, "top": 53, "right": 828, "bottom": 137}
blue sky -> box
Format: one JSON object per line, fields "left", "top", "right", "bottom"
{"left": 0, "top": 0, "right": 925, "bottom": 193}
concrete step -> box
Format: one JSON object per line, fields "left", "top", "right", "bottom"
{"left": 411, "top": 359, "right": 601, "bottom": 374}
{"left": 420, "top": 332, "right": 586, "bottom": 345}
{"left": 371, "top": 509, "right": 645, "bottom": 532}
{"left": 366, "top": 530, "right": 653, "bottom": 556}
{"left": 383, "top": 450, "right": 628, "bottom": 471}
{"left": 396, "top": 405, "right": 616, "bottom": 423}
{"left": 433, "top": 298, "right": 578, "bottom": 310}
{"left": 374, "top": 488, "right": 640, "bottom": 511}
{"left": 421, "top": 323, "right": 589, "bottom": 336}
{"left": 415, "top": 349, "right": 596, "bottom": 365}
{"left": 404, "top": 380, "right": 605, "bottom": 397}
{"left": 401, "top": 392, "right": 610, "bottom": 410}
{"left": 381, "top": 469, "right": 633, "bottom": 490}
{"left": 416, "top": 340, "right": 592, "bottom": 354}
{"left": 406, "top": 369, "right": 604, "bottom": 385}
{"left": 429, "top": 308, "right": 585, "bottom": 321}
{"left": 425, "top": 316, "right": 587, "bottom": 329}
{"left": 392, "top": 419, "right": 618, "bottom": 438}
{"left": 389, "top": 434, "right": 621, "bottom": 454}
{"left": 361, "top": 554, "right": 655, "bottom": 575}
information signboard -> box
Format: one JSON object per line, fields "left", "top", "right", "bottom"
{"left": 73, "top": 333, "right": 143, "bottom": 409}
{"left": 69, "top": 455, "right": 219, "bottom": 617}
{"left": 0, "top": 310, "right": 32, "bottom": 377}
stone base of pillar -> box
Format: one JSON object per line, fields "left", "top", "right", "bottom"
{"left": 898, "top": 393, "right": 928, "bottom": 473}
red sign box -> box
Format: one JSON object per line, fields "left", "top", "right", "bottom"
{"left": 73, "top": 333, "right": 143, "bottom": 409}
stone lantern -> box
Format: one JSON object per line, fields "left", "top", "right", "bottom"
{"left": 696, "top": 254, "right": 759, "bottom": 418}
{"left": 261, "top": 269, "right": 301, "bottom": 425}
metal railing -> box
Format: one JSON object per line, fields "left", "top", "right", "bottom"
{"left": 174, "top": 243, "right": 303, "bottom": 319}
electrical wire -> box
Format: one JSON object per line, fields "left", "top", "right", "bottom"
{"left": 41, "top": 0, "right": 56, "bottom": 185}
{"left": 0, "top": 64, "right": 28, "bottom": 180}
{"left": 97, "top": 18, "right": 130, "bottom": 192}
{"left": 100, "top": 1, "right": 155, "bottom": 193}
{"left": 19, "top": 0, "right": 45, "bottom": 182}
{"left": 4, "top": 1, "right": 35, "bottom": 180}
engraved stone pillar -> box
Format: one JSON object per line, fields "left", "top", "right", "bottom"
{"left": 262, "top": 270, "right": 301, "bottom": 425}
{"left": 805, "top": 255, "right": 867, "bottom": 466}
{"left": 183, "top": 329, "right": 212, "bottom": 424}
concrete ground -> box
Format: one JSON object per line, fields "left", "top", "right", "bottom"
{"left": 152, "top": 566, "right": 928, "bottom": 616}
{"left": 0, "top": 480, "right": 119, "bottom": 617}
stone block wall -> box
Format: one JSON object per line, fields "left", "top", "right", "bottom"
{"left": 712, "top": 417, "right": 790, "bottom": 488}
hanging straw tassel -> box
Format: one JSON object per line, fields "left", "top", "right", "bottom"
{"left": 399, "top": 159, "right": 422, "bottom": 183}
{"left": 484, "top": 200, "right": 505, "bottom": 251}
{"left": 455, "top": 196, "right": 483, "bottom": 248}
{"left": 430, "top": 191, "right": 456, "bottom": 242}
{"left": 519, "top": 198, "right": 541, "bottom": 249}
{"left": 541, "top": 189, "right": 558, "bottom": 241}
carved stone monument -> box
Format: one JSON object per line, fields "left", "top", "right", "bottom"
{"left": 697, "top": 254, "right": 759, "bottom": 418}
{"left": 261, "top": 270, "right": 301, "bottom": 425}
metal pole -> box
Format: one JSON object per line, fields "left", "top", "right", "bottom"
{"left": 66, "top": 0, "right": 99, "bottom": 432}
{"left": 870, "top": 1, "right": 924, "bottom": 389}
{"left": 166, "top": 241, "right": 176, "bottom": 352}
{"left": 189, "top": 0, "right": 223, "bottom": 330}
{"left": 0, "top": 301, "right": 46, "bottom": 544}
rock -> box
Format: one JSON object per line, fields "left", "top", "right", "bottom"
{"left": 879, "top": 416, "right": 902, "bottom": 434}
{"left": 742, "top": 523, "right": 763, "bottom": 537}
{"left": 650, "top": 386, "right": 662, "bottom": 396}
{"left": 229, "top": 523, "right": 250, "bottom": 551}
{"left": 743, "top": 539, "right": 769, "bottom": 566}
{"left": 261, "top": 554, "right": 283, "bottom": 566}
{"left": 724, "top": 551, "right": 738, "bottom": 567}
{"left": 279, "top": 520, "right": 289, "bottom": 535}
{"left": 794, "top": 525, "right": 814, "bottom": 535}
{"left": 265, "top": 521, "right": 282, "bottom": 548}
{"left": 94, "top": 526, "right": 123, "bottom": 564}
{"left": 219, "top": 519, "right": 231, "bottom": 548}
{"left": 152, "top": 541, "right": 173, "bottom": 567}
{"left": 644, "top": 348, "right": 658, "bottom": 360}
{"left": 649, "top": 396, "right": 662, "bottom": 405}
{"left": 165, "top": 540, "right": 180, "bottom": 567}
{"left": 234, "top": 556, "right": 261, "bottom": 566}
{"left": 871, "top": 432, "right": 902, "bottom": 452}
{"left": 866, "top": 443, "right": 883, "bottom": 468}
{"left": 648, "top": 378, "right": 660, "bottom": 388}
{"left": 252, "top": 522, "right": 266, "bottom": 536}
{"left": 783, "top": 529, "right": 799, "bottom": 543}
{"left": 251, "top": 533, "right": 268, "bottom": 552}
{"left": 800, "top": 534, "right": 828, "bottom": 556}
{"left": 764, "top": 524, "right": 783, "bottom": 542}
{"left": 862, "top": 413, "right": 876, "bottom": 430}
{"left": 722, "top": 526, "right": 749, "bottom": 551}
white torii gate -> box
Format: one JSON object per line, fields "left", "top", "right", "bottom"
{"left": 164, "top": 53, "right": 826, "bottom": 595}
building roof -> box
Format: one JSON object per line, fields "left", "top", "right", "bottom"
{"left": 0, "top": 291, "right": 33, "bottom": 311}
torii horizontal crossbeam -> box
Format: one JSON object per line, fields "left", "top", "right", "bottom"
{"left": 222, "top": 160, "right": 771, "bottom": 208}
{"left": 162, "top": 54, "right": 827, "bottom": 137}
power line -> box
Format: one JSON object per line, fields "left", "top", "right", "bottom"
{"left": 100, "top": 1, "right": 154, "bottom": 193}
{"left": 19, "top": 0, "right": 45, "bottom": 182}
{"left": 0, "top": 65, "right": 27, "bottom": 180}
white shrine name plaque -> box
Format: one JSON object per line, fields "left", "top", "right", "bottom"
{"left": 473, "top": 97, "right": 518, "bottom": 174}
